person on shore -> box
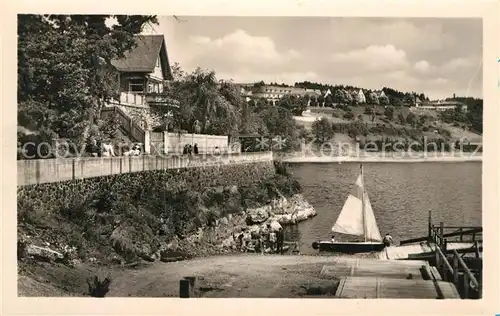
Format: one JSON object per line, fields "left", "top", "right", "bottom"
{"left": 242, "top": 231, "right": 251, "bottom": 252}
{"left": 331, "top": 235, "right": 336, "bottom": 243}
{"left": 214, "top": 146, "right": 221, "bottom": 155}
{"left": 187, "top": 144, "right": 193, "bottom": 155}
{"left": 269, "top": 230, "right": 277, "bottom": 253}
{"left": 236, "top": 233, "right": 244, "bottom": 251}
{"left": 193, "top": 143, "right": 199, "bottom": 155}
{"left": 276, "top": 227, "right": 284, "bottom": 254}
{"left": 259, "top": 233, "right": 266, "bottom": 255}
{"left": 87, "top": 139, "right": 100, "bottom": 157}
{"left": 383, "top": 233, "right": 393, "bottom": 247}
{"left": 183, "top": 144, "right": 188, "bottom": 155}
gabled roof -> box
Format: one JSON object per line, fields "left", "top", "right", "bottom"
{"left": 111, "top": 35, "right": 173, "bottom": 80}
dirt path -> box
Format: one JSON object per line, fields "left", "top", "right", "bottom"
{"left": 106, "top": 254, "right": 345, "bottom": 298}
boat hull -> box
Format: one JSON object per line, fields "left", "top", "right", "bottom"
{"left": 312, "top": 241, "right": 385, "bottom": 253}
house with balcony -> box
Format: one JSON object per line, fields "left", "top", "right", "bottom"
{"left": 102, "top": 34, "right": 178, "bottom": 144}
{"left": 106, "top": 35, "right": 176, "bottom": 124}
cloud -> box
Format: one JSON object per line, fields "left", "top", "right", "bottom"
{"left": 414, "top": 60, "right": 431, "bottom": 73}
{"left": 330, "top": 45, "right": 408, "bottom": 73}
{"left": 188, "top": 30, "right": 300, "bottom": 72}
{"left": 440, "top": 57, "right": 477, "bottom": 73}
{"left": 161, "top": 17, "right": 482, "bottom": 99}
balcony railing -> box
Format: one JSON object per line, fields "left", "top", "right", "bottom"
{"left": 116, "top": 91, "right": 180, "bottom": 109}
{"left": 145, "top": 93, "right": 180, "bottom": 108}
{"left": 119, "top": 92, "right": 145, "bottom": 106}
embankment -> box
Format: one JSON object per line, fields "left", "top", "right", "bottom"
{"left": 17, "top": 158, "right": 317, "bottom": 296}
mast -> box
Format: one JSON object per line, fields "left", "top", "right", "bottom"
{"left": 361, "top": 164, "right": 367, "bottom": 242}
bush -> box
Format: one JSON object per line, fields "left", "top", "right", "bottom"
{"left": 343, "top": 111, "right": 355, "bottom": 120}
{"left": 364, "top": 107, "right": 374, "bottom": 115}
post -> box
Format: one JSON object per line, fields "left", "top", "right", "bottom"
{"left": 144, "top": 131, "right": 151, "bottom": 155}
{"left": 452, "top": 254, "right": 459, "bottom": 284}
{"left": 435, "top": 246, "right": 439, "bottom": 268}
{"left": 72, "top": 158, "right": 76, "bottom": 180}
{"left": 459, "top": 228, "right": 463, "bottom": 242}
{"left": 163, "top": 131, "right": 169, "bottom": 155}
{"left": 428, "top": 211, "right": 432, "bottom": 239}
{"left": 443, "top": 239, "right": 447, "bottom": 252}
{"left": 179, "top": 279, "right": 190, "bottom": 298}
{"left": 439, "top": 222, "right": 444, "bottom": 248}
{"left": 474, "top": 241, "right": 480, "bottom": 258}
{"left": 184, "top": 277, "right": 196, "bottom": 297}
{"left": 463, "top": 273, "right": 469, "bottom": 299}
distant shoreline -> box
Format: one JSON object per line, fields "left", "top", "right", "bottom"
{"left": 278, "top": 153, "right": 482, "bottom": 163}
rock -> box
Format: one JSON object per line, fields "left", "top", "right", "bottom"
{"left": 246, "top": 206, "right": 271, "bottom": 224}
{"left": 166, "top": 237, "right": 179, "bottom": 251}
{"left": 26, "top": 245, "right": 64, "bottom": 262}
{"left": 111, "top": 256, "right": 123, "bottom": 265}
{"left": 221, "top": 235, "right": 235, "bottom": 249}
{"left": 228, "top": 185, "right": 238, "bottom": 194}
{"left": 69, "top": 259, "right": 82, "bottom": 267}
{"left": 273, "top": 214, "right": 295, "bottom": 225}
{"left": 219, "top": 217, "right": 229, "bottom": 226}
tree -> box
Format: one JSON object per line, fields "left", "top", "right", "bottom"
{"left": 18, "top": 14, "right": 158, "bottom": 148}
{"left": 384, "top": 106, "right": 394, "bottom": 120}
{"left": 276, "top": 94, "right": 307, "bottom": 115}
{"left": 311, "top": 117, "right": 333, "bottom": 143}
{"left": 343, "top": 110, "right": 355, "bottom": 120}
{"left": 324, "top": 94, "right": 334, "bottom": 107}
{"left": 397, "top": 113, "right": 406, "bottom": 125}
{"left": 334, "top": 89, "right": 345, "bottom": 104}
{"left": 379, "top": 94, "right": 390, "bottom": 106}
{"left": 309, "top": 96, "right": 318, "bottom": 107}
{"left": 406, "top": 112, "right": 416, "bottom": 126}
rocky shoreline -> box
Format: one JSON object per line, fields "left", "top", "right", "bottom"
{"left": 19, "top": 194, "right": 317, "bottom": 267}
{"left": 156, "top": 194, "right": 316, "bottom": 260}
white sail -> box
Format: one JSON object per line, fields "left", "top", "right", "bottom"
{"left": 332, "top": 193, "right": 364, "bottom": 236}
{"left": 362, "top": 192, "right": 383, "bottom": 242}
{"left": 331, "top": 169, "right": 382, "bottom": 242}
{"left": 332, "top": 175, "right": 364, "bottom": 236}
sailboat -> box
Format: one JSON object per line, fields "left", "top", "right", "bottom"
{"left": 312, "top": 164, "right": 386, "bottom": 253}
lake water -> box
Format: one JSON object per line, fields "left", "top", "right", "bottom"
{"left": 284, "top": 162, "right": 482, "bottom": 254}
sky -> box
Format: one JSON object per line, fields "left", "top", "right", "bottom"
{"left": 145, "top": 16, "right": 483, "bottom": 100}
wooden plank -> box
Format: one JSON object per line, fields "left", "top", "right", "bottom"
{"left": 336, "top": 277, "right": 461, "bottom": 299}
{"left": 321, "top": 258, "right": 427, "bottom": 280}
{"left": 400, "top": 228, "right": 482, "bottom": 245}
{"left": 381, "top": 242, "right": 476, "bottom": 260}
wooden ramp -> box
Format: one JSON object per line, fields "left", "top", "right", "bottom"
{"left": 379, "top": 242, "right": 476, "bottom": 260}
{"left": 321, "top": 257, "right": 429, "bottom": 280}
{"left": 335, "top": 276, "right": 461, "bottom": 299}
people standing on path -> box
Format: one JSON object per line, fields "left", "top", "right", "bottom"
{"left": 276, "top": 227, "right": 284, "bottom": 254}
{"left": 269, "top": 230, "right": 277, "bottom": 253}
{"left": 259, "top": 233, "right": 266, "bottom": 255}
{"left": 383, "top": 233, "right": 393, "bottom": 247}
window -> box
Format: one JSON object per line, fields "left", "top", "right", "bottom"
{"left": 129, "top": 78, "right": 144, "bottom": 93}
